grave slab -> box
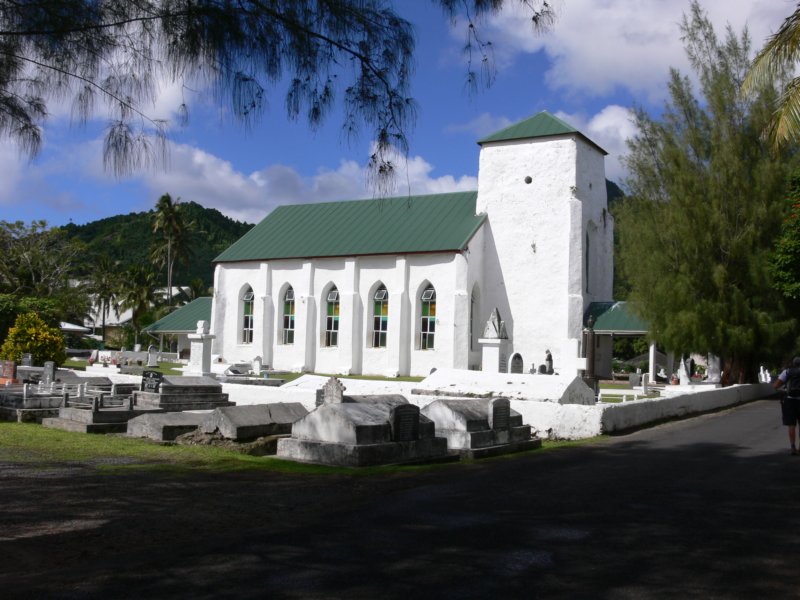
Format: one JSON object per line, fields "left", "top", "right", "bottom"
{"left": 127, "top": 412, "right": 208, "bottom": 441}
{"left": 200, "top": 403, "right": 308, "bottom": 441}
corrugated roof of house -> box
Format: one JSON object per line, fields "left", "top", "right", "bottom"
{"left": 215, "top": 191, "right": 485, "bottom": 263}
{"left": 585, "top": 301, "right": 649, "bottom": 334}
{"left": 478, "top": 110, "right": 608, "bottom": 155}
{"left": 143, "top": 297, "right": 212, "bottom": 334}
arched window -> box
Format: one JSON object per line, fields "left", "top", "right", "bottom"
{"left": 241, "top": 287, "right": 254, "bottom": 344}
{"left": 372, "top": 285, "right": 388, "bottom": 348}
{"left": 420, "top": 286, "right": 436, "bottom": 350}
{"left": 282, "top": 287, "right": 295, "bottom": 345}
{"left": 325, "top": 287, "right": 339, "bottom": 347}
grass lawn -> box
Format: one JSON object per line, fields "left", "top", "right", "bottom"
{"left": 0, "top": 422, "right": 600, "bottom": 475}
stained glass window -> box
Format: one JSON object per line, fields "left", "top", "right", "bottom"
{"left": 420, "top": 286, "right": 436, "bottom": 350}
{"left": 325, "top": 287, "right": 339, "bottom": 347}
{"left": 372, "top": 286, "right": 388, "bottom": 348}
{"left": 282, "top": 287, "right": 295, "bottom": 345}
{"left": 241, "top": 288, "right": 254, "bottom": 344}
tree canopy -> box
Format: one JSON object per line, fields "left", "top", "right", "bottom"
{"left": 616, "top": 1, "right": 797, "bottom": 383}
{"left": 0, "top": 0, "right": 555, "bottom": 183}
{"left": 743, "top": 4, "right": 800, "bottom": 150}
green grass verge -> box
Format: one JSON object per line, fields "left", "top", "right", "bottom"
{"left": 0, "top": 422, "right": 602, "bottom": 476}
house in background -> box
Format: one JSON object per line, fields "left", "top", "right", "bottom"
{"left": 206, "top": 111, "right": 616, "bottom": 377}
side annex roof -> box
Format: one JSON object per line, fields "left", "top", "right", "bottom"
{"left": 142, "top": 297, "right": 212, "bottom": 334}
{"left": 215, "top": 191, "right": 485, "bottom": 263}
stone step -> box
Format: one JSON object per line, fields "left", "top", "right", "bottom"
{"left": 42, "top": 417, "right": 128, "bottom": 434}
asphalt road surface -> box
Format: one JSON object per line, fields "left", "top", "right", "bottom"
{"left": 2, "top": 398, "right": 798, "bottom": 599}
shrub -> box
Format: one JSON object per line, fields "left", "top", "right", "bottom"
{"left": 0, "top": 313, "right": 67, "bottom": 365}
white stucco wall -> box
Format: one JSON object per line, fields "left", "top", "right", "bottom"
{"left": 475, "top": 135, "right": 613, "bottom": 375}
{"left": 210, "top": 251, "right": 480, "bottom": 377}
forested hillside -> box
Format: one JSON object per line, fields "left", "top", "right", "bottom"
{"left": 61, "top": 202, "right": 253, "bottom": 288}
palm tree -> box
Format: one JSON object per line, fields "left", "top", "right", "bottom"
{"left": 85, "top": 255, "right": 120, "bottom": 342}
{"left": 744, "top": 7, "right": 800, "bottom": 149}
{"left": 118, "top": 265, "right": 157, "bottom": 346}
{"left": 151, "top": 193, "right": 194, "bottom": 307}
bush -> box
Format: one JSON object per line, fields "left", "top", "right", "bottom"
{"left": 0, "top": 312, "right": 67, "bottom": 365}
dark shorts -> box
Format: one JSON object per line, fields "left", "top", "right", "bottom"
{"left": 781, "top": 397, "right": 800, "bottom": 426}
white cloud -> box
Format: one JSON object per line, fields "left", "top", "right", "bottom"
{"left": 459, "top": 0, "right": 790, "bottom": 103}
{"left": 129, "top": 142, "right": 478, "bottom": 224}
{"left": 445, "top": 113, "right": 513, "bottom": 137}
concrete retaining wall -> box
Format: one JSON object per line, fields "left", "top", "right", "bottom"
{"left": 511, "top": 383, "right": 775, "bottom": 439}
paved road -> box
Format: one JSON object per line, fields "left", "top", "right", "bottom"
{"left": 2, "top": 398, "right": 799, "bottom": 599}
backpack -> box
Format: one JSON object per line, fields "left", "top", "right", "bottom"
{"left": 786, "top": 368, "right": 800, "bottom": 398}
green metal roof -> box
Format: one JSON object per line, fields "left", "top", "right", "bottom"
{"left": 143, "top": 297, "right": 212, "bottom": 334}
{"left": 478, "top": 110, "right": 607, "bottom": 155}
{"left": 215, "top": 191, "right": 485, "bottom": 263}
{"left": 585, "top": 301, "right": 649, "bottom": 335}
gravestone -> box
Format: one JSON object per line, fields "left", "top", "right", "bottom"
{"left": 21, "top": 353, "right": 33, "bottom": 367}
{"left": 510, "top": 355, "right": 523, "bottom": 374}
{"left": 141, "top": 370, "right": 164, "bottom": 393}
{"left": 186, "top": 320, "right": 215, "bottom": 377}
{"left": 391, "top": 404, "right": 420, "bottom": 442}
{"left": 322, "top": 377, "right": 346, "bottom": 404}
{"left": 146, "top": 345, "right": 158, "bottom": 368}
{"left": 488, "top": 398, "right": 510, "bottom": 430}
{"left": 252, "top": 356, "right": 263, "bottom": 374}
{"left": 1, "top": 360, "right": 16, "bottom": 381}
{"left": 42, "top": 361, "right": 56, "bottom": 385}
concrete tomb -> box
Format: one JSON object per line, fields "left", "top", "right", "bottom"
{"left": 199, "top": 403, "right": 308, "bottom": 442}
{"left": 277, "top": 377, "right": 448, "bottom": 467}
{"left": 132, "top": 372, "right": 234, "bottom": 411}
{"left": 127, "top": 411, "right": 206, "bottom": 441}
{"left": 421, "top": 397, "right": 540, "bottom": 458}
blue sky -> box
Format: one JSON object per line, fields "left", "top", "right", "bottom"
{"left": 0, "top": 0, "right": 790, "bottom": 227}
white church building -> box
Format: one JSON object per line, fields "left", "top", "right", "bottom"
{"left": 208, "top": 111, "right": 615, "bottom": 377}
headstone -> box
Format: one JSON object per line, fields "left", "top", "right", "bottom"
{"left": 134, "top": 344, "right": 141, "bottom": 352}
{"left": 21, "top": 353, "right": 32, "bottom": 367}
{"left": 510, "top": 354, "right": 523, "bottom": 374}
{"left": 322, "top": 377, "right": 346, "bottom": 404}
{"left": 42, "top": 361, "right": 56, "bottom": 385}
{"left": 141, "top": 370, "right": 164, "bottom": 393}
{"left": 678, "top": 357, "right": 690, "bottom": 385}
{"left": 391, "top": 404, "right": 420, "bottom": 442}
{"left": 545, "top": 350, "right": 554, "bottom": 374}
{"left": 488, "top": 398, "right": 510, "bottom": 430}
{"left": 146, "top": 345, "right": 158, "bottom": 368}
{"left": 641, "top": 373, "right": 649, "bottom": 394}
{"left": 706, "top": 355, "right": 722, "bottom": 383}
{"left": 498, "top": 352, "right": 508, "bottom": 373}
{"left": 252, "top": 356, "right": 263, "bottom": 374}
{"left": 1, "top": 360, "right": 16, "bottom": 380}
{"left": 186, "top": 320, "right": 215, "bottom": 377}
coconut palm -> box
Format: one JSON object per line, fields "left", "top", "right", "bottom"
{"left": 118, "top": 265, "right": 157, "bottom": 346}
{"left": 151, "top": 193, "right": 195, "bottom": 307}
{"left": 86, "top": 255, "right": 120, "bottom": 342}
{"left": 743, "top": 7, "right": 800, "bottom": 149}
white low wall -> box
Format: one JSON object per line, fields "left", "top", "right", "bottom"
{"left": 511, "top": 383, "right": 775, "bottom": 439}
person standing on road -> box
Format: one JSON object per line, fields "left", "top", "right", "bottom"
{"left": 773, "top": 357, "right": 800, "bottom": 455}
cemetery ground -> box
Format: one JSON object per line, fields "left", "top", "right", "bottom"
{"left": 1, "top": 396, "right": 796, "bottom": 599}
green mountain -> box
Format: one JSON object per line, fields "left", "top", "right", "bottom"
{"left": 61, "top": 202, "right": 253, "bottom": 288}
